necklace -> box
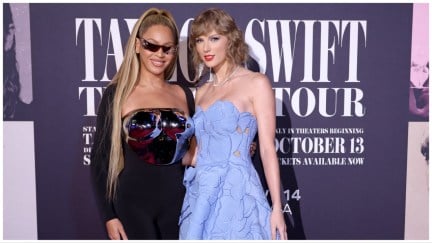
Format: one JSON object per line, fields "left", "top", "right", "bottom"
{"left": 212, "top": 66, "right": 240, "bottom": 87}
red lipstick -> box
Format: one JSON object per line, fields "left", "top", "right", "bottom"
{"left": 204, "top": 55, "right": 214, "bottom": 61}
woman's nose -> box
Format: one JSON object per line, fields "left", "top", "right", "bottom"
{"left": 203, "top": 41, "right": 210, "bottom": 52}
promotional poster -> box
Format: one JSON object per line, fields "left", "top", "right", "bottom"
{"left": 3, "top": 2, "right": 429, "bottom": 240}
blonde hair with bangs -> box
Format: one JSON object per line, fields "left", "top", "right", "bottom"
{"left": 189, "top": 8, "right": 248, "bottom": 81}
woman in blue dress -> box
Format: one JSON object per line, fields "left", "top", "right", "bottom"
{"left": 179, "top": 8, "right": 287, "bottom": 240}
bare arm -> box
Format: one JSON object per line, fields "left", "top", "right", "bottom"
{"left": 251, "top": 74, "right": 287, "bottom": 240}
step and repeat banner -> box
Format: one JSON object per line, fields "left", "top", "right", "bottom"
{"left": 3, "top": 2, "right": 429, "bottom": 240}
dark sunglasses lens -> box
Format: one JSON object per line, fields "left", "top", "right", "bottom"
{"left": 161, "top": 46, "right": 172, "bottom": 53}
{"left": 143, "top": 40, "right": 160, "bottom": 52}
{"left": 142, "top": 39, "right": 174, "bottom": 54}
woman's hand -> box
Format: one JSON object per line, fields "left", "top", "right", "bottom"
{"left": 182, "top": 137, "right": 197, "bottom": 167}
{"left": 249, "top": 141, "right": 257, "bottom": 157}
{"left": 106, "top": 218, "right": 128, "bottom": 240}
{"left": 270, "top": 209, "right": 288, "bottom": 240}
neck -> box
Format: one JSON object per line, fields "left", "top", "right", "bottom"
{"left": 212, "top": 65, "right": 240, "bottom": 87}
{"left": 137, "top": 71, "right": 166, "bottom": 88}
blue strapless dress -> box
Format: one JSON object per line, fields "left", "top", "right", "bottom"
{"left": 179, "top": 100, "right": 271, "bottom": 240}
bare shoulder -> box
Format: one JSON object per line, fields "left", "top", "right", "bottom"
{"left": 169, "top": 82, "right": 182, "bottom": 89}
{"left": 169, "top": 82, "right": 185, "bottom": 93}
{"left": 239, "top": 69, "right": 271, "bottom": 90}
{"left": 166, "top": 83, "right": 189, "bottom": 102}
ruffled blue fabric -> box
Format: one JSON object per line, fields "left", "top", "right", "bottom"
{"left": 179, "top": 100, "right": 271, "bottom": 240}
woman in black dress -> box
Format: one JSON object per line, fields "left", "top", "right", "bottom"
{"left": 90, "top": 8, "right": 194, "bottom": 240}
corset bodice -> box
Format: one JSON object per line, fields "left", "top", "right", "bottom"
{"left": 122, "top": 108, "right": 194, "bottom": 165}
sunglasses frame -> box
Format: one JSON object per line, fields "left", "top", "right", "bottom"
{"left": 138, "top": 38, "right": 177, "bottom": 55}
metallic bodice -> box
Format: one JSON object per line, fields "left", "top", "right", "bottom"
{"left": 122, "top": 108, "right": 194, "bottom": 165}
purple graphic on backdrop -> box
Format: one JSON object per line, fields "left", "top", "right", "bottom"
{"left": 25, "top": 3, "right": 413, "bottom": 240}
{"left": 3, "top": 3, "right": 33, "bottom": 121}
{"left": 409, "top": 3, "right": 429, "bottom": 120}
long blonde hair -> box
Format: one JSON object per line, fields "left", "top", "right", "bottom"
{"left": 106, "top": 8, "right": 179, "bottom": 200}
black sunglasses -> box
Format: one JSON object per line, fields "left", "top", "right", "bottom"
{"left": 138, "top": 38, "right": 177, "bottom": 55}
